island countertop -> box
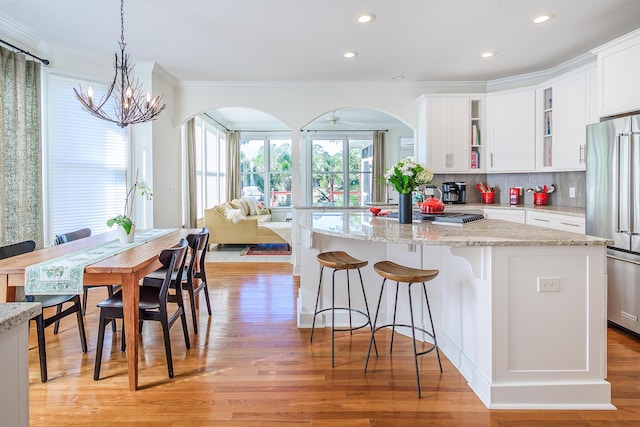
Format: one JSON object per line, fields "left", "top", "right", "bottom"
{"left": 297, "top": 210, "right": 610, "bottom": 247}
{"left": 0, "top": 302, "right": 40, "bottom": 335}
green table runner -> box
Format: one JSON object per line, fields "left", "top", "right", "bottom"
{"left": 25, "top": 229, "right": 176, "bottom": 295}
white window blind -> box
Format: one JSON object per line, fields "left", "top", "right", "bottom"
{"left": 189, "top": 116, "right": 226, "bottom": 219}
{"left": 45, "top": 72, "right": 128, "bottom": 246}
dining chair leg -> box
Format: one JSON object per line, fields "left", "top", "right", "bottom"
{"left": 73, "top": 295, "right": 88, "bottom": 353}
{"left": 82, "top": 288, "right": 89, "bottom": 315}
{"left": 53, "top": 303, "right": 63, "bottom": 334}
{"left": 34, "top": 314, "right": 48, "bottom": 383}
{"left": 107, "top": 286, "right": 117, "bottom": 333}
{"left": 188, "top": 289, "right": 199, "bottom": 334}
{"left": 121, "top": 322, "right": 126, "bottom": 352}
{"left": 161, "top": 319, "right": 174, "bottom": 378}
{"left": 180, "top": 308, "right": 191, "bottom": 350}
{"left": 93, "top": 311, "right": 108, "bottom": 381}
{"left": 202, "top": 281, "right": 212, "bottom": 316}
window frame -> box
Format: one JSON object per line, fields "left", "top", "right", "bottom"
{"left": 240, "top": 132, "right": 292, "bottom": 209}
{"left": 309, "top": 133, "right": 374, "bottom": 207}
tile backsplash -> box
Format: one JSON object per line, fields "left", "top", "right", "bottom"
{"left": 432, "top": 171, "right": 585, "bottom": 207}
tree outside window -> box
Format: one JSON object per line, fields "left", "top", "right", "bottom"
{"left": 240, "top": 136, "right": 292, "bottom": 207}
{"left": 311, "top": 137, "right": 372, "bottom": 207}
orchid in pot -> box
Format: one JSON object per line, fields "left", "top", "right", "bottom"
{"left": 107, "top": 170, "right": 153, "bottom": 242}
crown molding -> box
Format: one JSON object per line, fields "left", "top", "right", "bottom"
{"left": 591, "top": 27, "right": 640, "bottom": 54}
{"left": 487, "top": 52, "right": 596, "bottom": 92}
{"left": 0, "top": 16, "right": 44, "bottom": 54}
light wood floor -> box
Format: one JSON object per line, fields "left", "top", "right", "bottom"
{"left": 28, "top": 263, "right": 640, "bottom": 426}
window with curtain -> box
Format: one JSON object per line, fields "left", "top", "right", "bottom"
{"left": 239, "top": 134, "right": 292, "bottom": 208}
{"left": 190, "top": 116, "right": 226, "bottom": 218}
{"left": 310, "top": 135, "right": 373, "bottom": 207}
{"left": 45, "top": 72, "right": 127, "bottom": 246}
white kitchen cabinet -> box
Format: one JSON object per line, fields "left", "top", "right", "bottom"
{"left": 526, "top": 210, "right": 585, "bottom": 234}
{"left": 536, "top": 65, "right": 595, "bottom": 171}
{"left": 483, "top": 208, "right": 526, "bottom": 224}
{"left": 486, "top": 88, "right": 536, "bottom": 172}
{"left": 592, "top": 28, "right": 640, "bottom": 118}
{"left": 422, "top": 96, "right": 470, "bottom": 172}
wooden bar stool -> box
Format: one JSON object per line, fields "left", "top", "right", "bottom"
{"left": 310, "top": 251, "right": 377, "bottom": 367}
{"left": 364, "top": 260, "right": 442, "bottom": 397}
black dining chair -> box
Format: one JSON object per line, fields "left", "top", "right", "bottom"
{"left": 93, "top": 239, "right": 190, "bottom": 380}
{"left": 183, "top": 228, "right": 212, "bottom": 334}
{"left": 141, "top": 228, "right": 212, "bottom": 334}
{"left": 0, "top": 240, "right": 88, "bottom": 383}
{"left": 54, "top": 228, "right": 118, "bottom": 331}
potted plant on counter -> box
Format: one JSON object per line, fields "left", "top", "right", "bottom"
{"left": 384, "top": 158, "right": 433, "bottom": 224}
{"left": 107, "top": 170, "right": 153, "bottom": 243}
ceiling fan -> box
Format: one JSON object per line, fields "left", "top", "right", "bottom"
{"left": 325, "top": 111, "right": 342, "bottom": 125}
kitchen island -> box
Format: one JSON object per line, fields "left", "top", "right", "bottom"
{"left": 0, "top": 302, "right": 41, "bottom": 427}
{"left": 297, "top": 210, "right": 613, "bottom": 410}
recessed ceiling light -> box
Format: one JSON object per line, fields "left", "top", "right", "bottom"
{"left": 392, "top": 75, "right": 405, "bottom": 81}
{"left": 481, "top": 51, "right": 496, "bottom": 59}
{"left": 533, "top": 13, "right": 555, "bottom": 24}
{"left": 343, "top": 51, "right": 358, "bottom": 59}
{"left": 357, "top": 13, "right": 376, "bottom": 23}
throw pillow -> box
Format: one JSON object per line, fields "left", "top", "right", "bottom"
{"left": 237, "top": 198, "right": 250, "bottom": 216}
{"left": 256, "top": 206, "right": 271, "bottom": 215}
{"left": 225, "top": 206, "right": 245, "bottom": 224}
{"left": 245, "top": 198, "right": 257, "bottom": 216}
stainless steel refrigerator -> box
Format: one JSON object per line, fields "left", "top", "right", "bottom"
{"left": 586, "top": 114, "right": 640, "bottom": 335}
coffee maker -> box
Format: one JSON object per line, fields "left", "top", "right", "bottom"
{"left": 441, "top": 182, "right": 467, "bottom": 204}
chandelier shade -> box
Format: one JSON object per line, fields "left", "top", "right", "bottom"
{"left": 74, "top": 0, "right": 165, "bottom": 128}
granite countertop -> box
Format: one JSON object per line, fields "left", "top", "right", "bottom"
{"left": 294, "top": 204, "right": 586, "bottom": 217}
{"left": 298, "top": 210, "right": 608, "bottom": 247}
{"left": 0, "top": 303, "right": 41, "bottom": 335}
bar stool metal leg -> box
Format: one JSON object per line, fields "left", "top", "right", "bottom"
{"left": 365, "top": 260, "right": 442, "bottom": 397}
{"left": 311, "top": 251, "right": 377, "bottom": 367}
{"left": 309, "top": 265, "right": 325, "bottom": 344}
{"left": 364, "top": 278, "right": 386, "bottom": 372}
{"left": 408, "top": 282, "right": 422, "bottom": 397}
{"left": 423, "top": 282, "right": 443, "bottom": 372}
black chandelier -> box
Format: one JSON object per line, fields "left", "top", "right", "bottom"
{"left": 74, "top": 0, "right": 165, "bottom": 128}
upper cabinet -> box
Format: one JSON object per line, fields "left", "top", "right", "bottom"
{"left": 418, "top": 95, "right": 484, "bottom": 173}
{"left": 592, "top": 29, "right": 640, "bottom": 118}
{"left": 536, "top": 64, "right": 597, "bottom": 171}
{"left": 486, "top": 88, "right": 536, "bottom": 172}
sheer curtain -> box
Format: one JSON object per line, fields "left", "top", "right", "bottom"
{"left": 226, "top": 131, "right": 241, "bottom": 200}
{"left": 372, "top": 131, "right": 386, "bottom": 203}
{"left": 0, "top": 46, "right": 43, "bottom": 246}
{"left": 184, "top": 118, "right": 198, "bottom": 227}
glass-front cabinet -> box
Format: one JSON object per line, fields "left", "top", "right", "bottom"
{"left": 418, "top": 94, "right": 484, "bottom": 173}
{"left": 535, "top": 64, "right": 597, "bottom": 171}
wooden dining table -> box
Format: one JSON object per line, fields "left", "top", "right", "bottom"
{"left": 0, "top": 228, "right": 198, "bottom": 391}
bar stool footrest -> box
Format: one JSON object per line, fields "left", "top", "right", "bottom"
{"left": 313, "top": 307, "right": 373, "bottom": 332}
{"left": 372, "top": 323, "right": 438, "bottom": 355}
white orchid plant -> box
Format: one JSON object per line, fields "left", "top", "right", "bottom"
{"left": 107, "top": 171, "right": 153, "bottom": 235}
{"left": 384, "top": 158, "right": 434, "bottom": 194}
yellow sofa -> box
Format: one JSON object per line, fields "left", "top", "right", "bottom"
{"left": 204, "top": 198, "right": 289, "bottom": 247}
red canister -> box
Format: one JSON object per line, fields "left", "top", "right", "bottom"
{"left": 481, "top": 191, "right": 495, "bottom": 204}
{"left": 509, "top": 188, "right": 519, "bottom": 205}
{"left": 534, "top": 192, "right": 548, "bottom": 205}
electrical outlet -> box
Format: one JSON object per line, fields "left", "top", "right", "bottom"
{"left": 537, "top": 277, "right": 560, "bottom": 292}
{"left": 569, "top": 187, "right": 576, "bottom": 198}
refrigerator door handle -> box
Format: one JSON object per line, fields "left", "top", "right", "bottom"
{"left": 616, "top": 133, "right": 623, "bottom": 233}
{"left": 632, "top": 131, "right": 640, "bottom": 235}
